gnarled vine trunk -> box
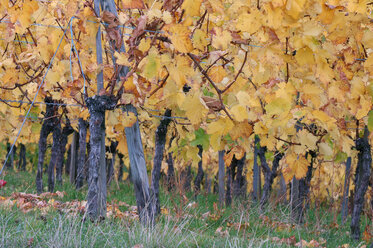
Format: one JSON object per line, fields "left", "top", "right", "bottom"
{"left": 5, "top": 142, "right": 15, "bottom": 170}
{"left": 182, "top": 165, "right": 192, "bottom": 192}
{"left": 18, "top": 144, "right": 26, "bottom": 171}
{"left": 351, "top": 127, "right": 371, "bottom": 240}
{"left": 291, "top": 151, "right": 316, "bottom": 223}
{"left": 150, "top": 109, "right": 171, "bottom": 221}
{"left": 260, "top": 149, "right": 284, "bottom": 208}
{"left": 76, "top": 118, "right": 88, "bottom": 190}
{"left": 166, "top": 152, "right": 175, "bottom": 191}
{"left": 36, "top": 97, "right": 58, "bottom": 194}
{"left": 194, "top": 145, "right": 204, "bottom": 194}
{"left": 233, "top": 154, "right": 246, "bottom": 198}
{"left": 117, "top": 153, "right": 124, "bottom": 182}
{"left": 47, "top": 121, "right": 61, "bottom": 192}
{"left": 56, "top": 118, "right": 74, "bottom": 185}
{"left": 86, "top": 95, "right": 116, "bottom": 220}
{"left": 107, "top": 141, "right": 118, "bottom": 185}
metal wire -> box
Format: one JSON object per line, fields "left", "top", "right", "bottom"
{"left": 0, "top": 98, "right": 81, "bottom": 107}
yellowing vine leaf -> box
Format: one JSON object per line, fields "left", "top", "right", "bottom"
{"left": 181, "top": 92, "right": 208, "bottom": 125}
{"left": 164, "top": 24, "right": 193, "bottom": 53}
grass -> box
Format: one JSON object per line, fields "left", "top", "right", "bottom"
{"left": 0, "top": 170, "right": 371, "bottom": 247}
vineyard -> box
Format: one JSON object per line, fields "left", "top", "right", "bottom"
{"left": 0, "top": 0, "right": 373, "bottom": 246}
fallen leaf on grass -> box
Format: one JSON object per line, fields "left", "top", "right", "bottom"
{"left": 202, "top": 211, "right": 210, "bottom": 219}
{"left": 295, "top": 239, "right": 324, "bottom": 248}
{"left": 186, "top": 201, "right": 197, "bottom": 209}
{"left": 161, "top": 207, "right": 169, "bottom": 215}
{"left": 215, "top": 227, "right": 229, "bottom": 237}
{"left": 227, "top": 222, "right": 250, "bottom": 231}
{"left": 362, "top": 225, "right": 373, "bottom": 243}
{"left": 271, "top": 236, "right": 296, "bottom": 246}
{"left": 27, "top": 237, "right": 34, "bottom": 246}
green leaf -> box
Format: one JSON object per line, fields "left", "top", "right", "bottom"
{"left": 334, "top": 151, "right": 347, "bottom": 164}
{"left": 191, "top": 128, "right": 210, "bottom": 150}
{"left": 368, "top": 110, "right": 373, "bottom": 132}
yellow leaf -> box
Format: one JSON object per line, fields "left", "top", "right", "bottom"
{"left": 165, "top": 24, "right": 193, "bottom": 53}
{"left": 311, "top": 110, "right": 336, "bottom": 126}
{"left": 350, "top": 77, "right": 364, "bottom": 99}
{"left": 107, "top": 110, "right": 120, "bottom": 126}
{"left": 294, "top": 155, "right": 309, "bottom": 179}
{"left": 162, "top": 11, "right": 173, "bottom": 24}
{"left": 206, "top": 0, "right": 225, "bottom": 14}
{"left": 297, "top": 129, "right": 318, "bottom": 151}
{"left": 185, "top": 146, "right": 201, "bottom": 164}
{"left": 181, "top": 0, "right": 202, "bottom": 17}
{"left": 285, "top": 0, "right": 306, "bottom": 19}
{"left": 319, "top": 142, "right": 333, "bottom": 157}
{"left": 236, "top": 10, "right": 262, "bottom": 34}
{"left": 231, "top": 104, "right": 248, "bottom": 122}
{"left": 117, "top": 137, "right": 128, "bottom": 154}
{"left": 181, "top": 92, "right": 208, "bottom": 125}
{"left": 138, "top": 39, "right": 151, "bottom": 53}
{"left": 114, "top": 52, "right": 132, "bottom": 66}
{"left": 16, "top": 0, "right": 39, "bottom": 32}
{"left": 212, "top": 28, "right": 232, "bottom": 50}
{"left": 295, "top": 47, "right": 314, "bottom": 66}
{"left": 364, "top": 56, "right": 373, "bottom": 76}
{"left": 224, "top": 146, "right": 245, "bottom": 166}
{"left": 229, "top": 122, "right": 253, "bottom": 141}
{"left": 207, "top": 117, "right": 234, "bottom": 136}
{"left": 362, "top": 30, "right": 373, "bottom": 49}
{"left": 123, "top": 112, "right": 137, "bottom": 127}
{"left": 265, "top": 97, "right": 291, "bottom": 116}
{"left": 142, "top": 47, "right": 161, "bottom": 80}
{"left": 208, "top": 66, "right": 226, "bottom": 83}
{"left": 79, "top": 109, "right": 90, "bottom": 120}
{"left": 356, "top": 95, "right": 371, "bottom": 119}
{"left": 192, "top": 29, "right": 209, "bottom": 51}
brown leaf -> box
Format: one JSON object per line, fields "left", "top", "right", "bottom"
{"left": 363, "top": 225, "right": 373, "bottom": 243}
{"left": 127, "top": 15, "right": 147, "bottom": 54}
{"left": 101, "top": 11, "right": 120, "bottom": 28}
{"left": 201, "top": 96, "right": 222, "bottom": 111}
{"left": 101, "top": 11, "right": 122, "bottom": 49}
{"left": 27, "top": 238, "right": 34, "bottom": 246}
{"left": 122, "top": 0, "right": 145, "bottom": 9}
{"left": 163, "top": 0, "right": 182, "bottom": 12}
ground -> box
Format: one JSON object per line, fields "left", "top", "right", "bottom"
{"left": 0, "top": 170, "right": 371, "bottom": 247}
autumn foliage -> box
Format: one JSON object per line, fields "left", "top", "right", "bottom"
{"left": 0, "top": 0, "right": 372, "bottom": 243}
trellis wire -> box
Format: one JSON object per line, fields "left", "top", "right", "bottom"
{"left": 0, "top": 17, "right": 73, "bottom": 177}
{"left": 0, "top": 98, "right": 191, "bottom": 123}
{"left": 0, "top": 98, "right": 81, "bottom": 107}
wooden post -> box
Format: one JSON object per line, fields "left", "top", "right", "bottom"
{"left": 218, "top": 150, "right": 225, "bottom": 207}
{"left": 70, "top": 131, "right": 77, "bottom": 184}
{"left": 99, "top": 0, "right": 151, "bottom": 223}
{"left": 253, "top": 136, "right": 261, "bottom": 201}
{"left": 341, "top": 157, "right": 351, "bottom": 224}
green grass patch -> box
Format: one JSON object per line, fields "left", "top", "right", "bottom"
{"left": 0, "top": 170, "right": 371, "bottom": 247}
